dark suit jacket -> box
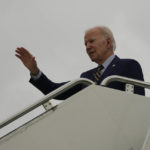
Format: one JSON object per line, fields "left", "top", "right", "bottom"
{"left": 30, "top": 55, "right": 145, "bottom": 100}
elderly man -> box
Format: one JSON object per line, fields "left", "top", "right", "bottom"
{"left": 15, "top": 26, "right": 145, "bottom": 99}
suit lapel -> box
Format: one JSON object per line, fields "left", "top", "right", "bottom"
{"left": 98, "top": 55, "right": 120, "bottom": 84}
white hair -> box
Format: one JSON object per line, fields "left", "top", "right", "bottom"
{"left": 99, "top": 26, "right": 116, "bottom": 51}
{"left": 86, "top": 26, "right": 116, "bottom": 51}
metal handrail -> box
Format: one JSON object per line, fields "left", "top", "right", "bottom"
{"left": 101, "top": 75, "right": 150, "bottom": 89}
{"left": 0, "top": 78, "right": 94, "bottom": 129}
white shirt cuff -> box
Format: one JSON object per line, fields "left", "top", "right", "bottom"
{"left": 30, "top": 71, "right": 42, "bottom": 80}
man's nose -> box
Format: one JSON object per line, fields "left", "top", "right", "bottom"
{"left": 86, "top": 43, "right": 92, "bottom": 51}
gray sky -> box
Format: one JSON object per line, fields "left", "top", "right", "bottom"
{"left": 0, "top": 0, "right": 150, "bottom": 134}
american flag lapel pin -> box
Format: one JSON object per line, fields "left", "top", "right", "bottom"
{"left": 112, "top": 64, "right": 116, "bottom": 67}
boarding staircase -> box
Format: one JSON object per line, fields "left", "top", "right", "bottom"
{"left": 0, "top": 76, "right": 150, "bottom": 150}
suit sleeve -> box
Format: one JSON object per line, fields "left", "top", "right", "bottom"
{"left": 122, "top": 60, "right": 145, "bottom": 95}
{"left": 29, "top": 73, "right": 82, "bottom": 100}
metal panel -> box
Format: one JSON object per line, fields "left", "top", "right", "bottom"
{"left": 141, "top": 128, "right": 150, "bottom": 150}
{"left": 0, "top": 85, "right": 150, "bottom": 150}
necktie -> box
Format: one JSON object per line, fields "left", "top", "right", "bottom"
{"left": 93, "top": 65, "right": 104, "bottom": 84}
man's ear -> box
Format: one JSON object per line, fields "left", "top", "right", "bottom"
{"left": 106, "top": 37, "right": 112, "bottom": 49}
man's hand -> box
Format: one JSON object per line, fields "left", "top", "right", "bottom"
{"left": 15, "top": 47, "right": 40, "bottom": 75}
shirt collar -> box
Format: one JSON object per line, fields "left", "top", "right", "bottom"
{"left": 98, "top": 54, "right": 115, "bottom": 74}
{"left": 102, "top": 54, "right": 115, "bottom": 69}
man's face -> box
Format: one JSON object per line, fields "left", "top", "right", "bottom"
{"left": 84, "top": 28, "right": 113, "bottom": 64}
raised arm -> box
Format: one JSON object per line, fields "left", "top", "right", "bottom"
{"left": 15, "top": 47, "right": 40, "bottom": 75}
